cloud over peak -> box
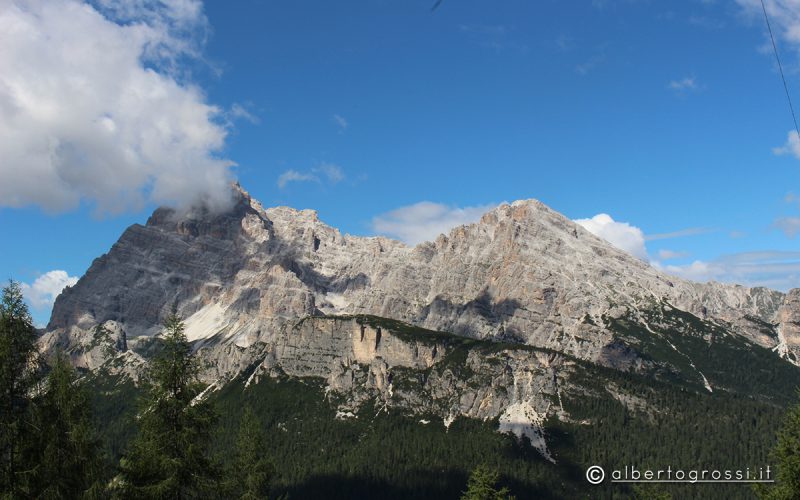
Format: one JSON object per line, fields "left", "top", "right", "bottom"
{"left": 0, "top": 0, "right": 236, "bottom": 214}
{"left": 574, "top": 213, "right": 649, "bottom": 260}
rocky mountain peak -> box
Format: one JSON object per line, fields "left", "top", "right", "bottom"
{"left": 42, "top": 184, "right": 800, "bottom": 375}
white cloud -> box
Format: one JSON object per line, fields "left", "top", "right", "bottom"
{"left": 775, "top": 216, "right": 800, "bottom": 237}
{"left": 333, "top": 114, "right": 348, "bottom": 132}
{"left": 668, "top": 76, "right": 699, "bottom": 91}
{"left": 277, "top": 162, "right": 345, "bottom": 189}
{"left": 277, "top": 170, "right": 318, "bottom": 189}
{"left": 773, "top": 130, "right": 800, "bottom": 158}
{"left": 656, "top": 251, "right": 800, "bottom": 291}
{"left": 0, "top": 0, "right": 235, "bottom": 214}
{"left": 372, "top": 201, "right": 498, "bottom": 245}
{"left": 21, "top": 270, "right": 78, "bottom": 309}
{"left": 315, "top": 163, "right": 344, "bottom": 184}
{"left": 574, "top": 213, "right": 649, "bottom": 260}
{"left": 228, "top": 103, "right": 260, "bottom": 125}
{"left": 737, "top": 0, "right": 800, "bottom": 49}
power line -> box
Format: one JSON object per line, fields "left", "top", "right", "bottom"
{"left": 760, "top": 0, "right": 800, "bottom": 140}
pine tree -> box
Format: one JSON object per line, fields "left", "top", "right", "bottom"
{"left": 116, "top": 312, "right": 220, "bottom": 499}
{"left": 756, "top": 394, "right": 800, "bottom": 500}
{"left": 227, "top": 406, "right": 273, "bottom": 499}
{"left": 0, "top": 280, "right": 41, "bottom": 497}
{"left": 33, "top": 353, "right": 107, "bottom": 499}
{"left": 461, "top": 464, "right": 514, "bottom": 500}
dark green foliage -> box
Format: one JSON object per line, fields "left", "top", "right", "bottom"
{"left": 32, "top": 353, "right": 107, "bottom": 499}
{"left": 632, "top": 483, "right": 672, "bottom": 499}
{"left": 0, "top": 280, "right": 41, "bottom": 497}
{"left": 116, "top": 313, "right": 220, "bottom": 498}
{"left": 461, "top": 464, "right": 514, "bottom": 500}
{"left": 85, "top": 369, "right": 139, "bottom": 460}
{"left": 755, "top": 394, "right": 800, "bottom": 499}
{"left": 80, "top": 311, "right": 800, "bottom": 499}
{"left": 211, "top": 374, "right": 562, "bottom": 500}
{"left": 225, "top": 406, "right": 274, "bottom": 499}
{"left": 606, "top": 304, "right": 800, "bottom": 403}
{"left": 555, "top": 360, "right": 782, "bottom": 499}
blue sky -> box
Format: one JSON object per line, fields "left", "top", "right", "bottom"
{"left": 2, "top": 0, "right": 800, "bottom": 325}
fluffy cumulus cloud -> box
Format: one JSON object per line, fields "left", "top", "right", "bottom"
{"left": 574, "top": 213, "right": 649, "bottom": 260}
{"left": 372, "top": 202, "right": 498, "bottom": 246}
{"left": 21, "top": 270, "right": 78, "bottom": 309}
{"left": 0, "top": 0, "right": 235, "bottom": 214}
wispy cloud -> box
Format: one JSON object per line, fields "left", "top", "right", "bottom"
{"left": 316, "top": 163, "right": 344, "bottom": 183}
{"left": 668, "top": 76, "right": 701, "bottom": 92}
{"left": 372, "top": 201, "right": 498, "bottom": 245}
{"left": 228, "top": 103, "right": 260, "bottom": 125}
{"left": 775, "top": 216, "right": 800, "bottom": 237}
{"left": 277, "top": 170, "right": 318, "bottom": 189}
{"left": 645, "top": 227, "right": 713, "bottom": 241}
{"left": 736, "top": 0, "right": 800, "bottom": 54}
{"left": 575, "top": 54, "right": 606, "bottom": 75}
{"left": 333, "top": 114, "right": 348, "bottom": 133}
{"left": 277, "top": 162, "right": 345, "bottom": 189}
{"left": 554, "top": 34, "right": 574, "bottom": 52}
{"left": 656, "top": 251, "right": 800, "bottom": 291}
{"left": 773, "top": 131, "right": 800, "bottom": 159}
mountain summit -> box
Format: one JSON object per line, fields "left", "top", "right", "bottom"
{"left": 40, "top": 185, "right": 800, "bottom": 459}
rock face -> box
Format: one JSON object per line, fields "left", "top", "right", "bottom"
{"left": 776, "top": 289, "right": 800, "bottom": 365}
{"left": 39, "top": 184, "right": 800, "bottom": 457}
{"left": 43, "top": 185, "right": 798, "bottom": 364}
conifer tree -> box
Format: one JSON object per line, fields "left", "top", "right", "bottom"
{"left": 0, "top": 280, "right": 40, "bottom": 497}
{"left": 756, "top": 394, "right": 800, "bottom": 500}
{"left": 116, "top": 312, "right": 220, "bottom": 499}
{"left": 461, "top": 464, "right": 514, "bottom": 500}
{"left": 33, "top": 353, "right": 106, "bottom": 499}
{"left": 227, "top": 406, "right": 273, "bottom": 499}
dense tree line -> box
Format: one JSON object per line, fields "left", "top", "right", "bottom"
{"left": 0, "top": 282, "right": 272, "bottom": 499}
{"left": 0, "top": 280, "right": 104, "bottom": 498}
{"left": 5, "top": 276, "right": 800, "bottom": 499}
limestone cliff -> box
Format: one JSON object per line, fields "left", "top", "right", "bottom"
{"left": 38, "top": 185, "right": 800, "bottom": 458}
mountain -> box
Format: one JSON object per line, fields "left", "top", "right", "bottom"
{"left": 39, "top": 184, "right": 800, "bottom": 496}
